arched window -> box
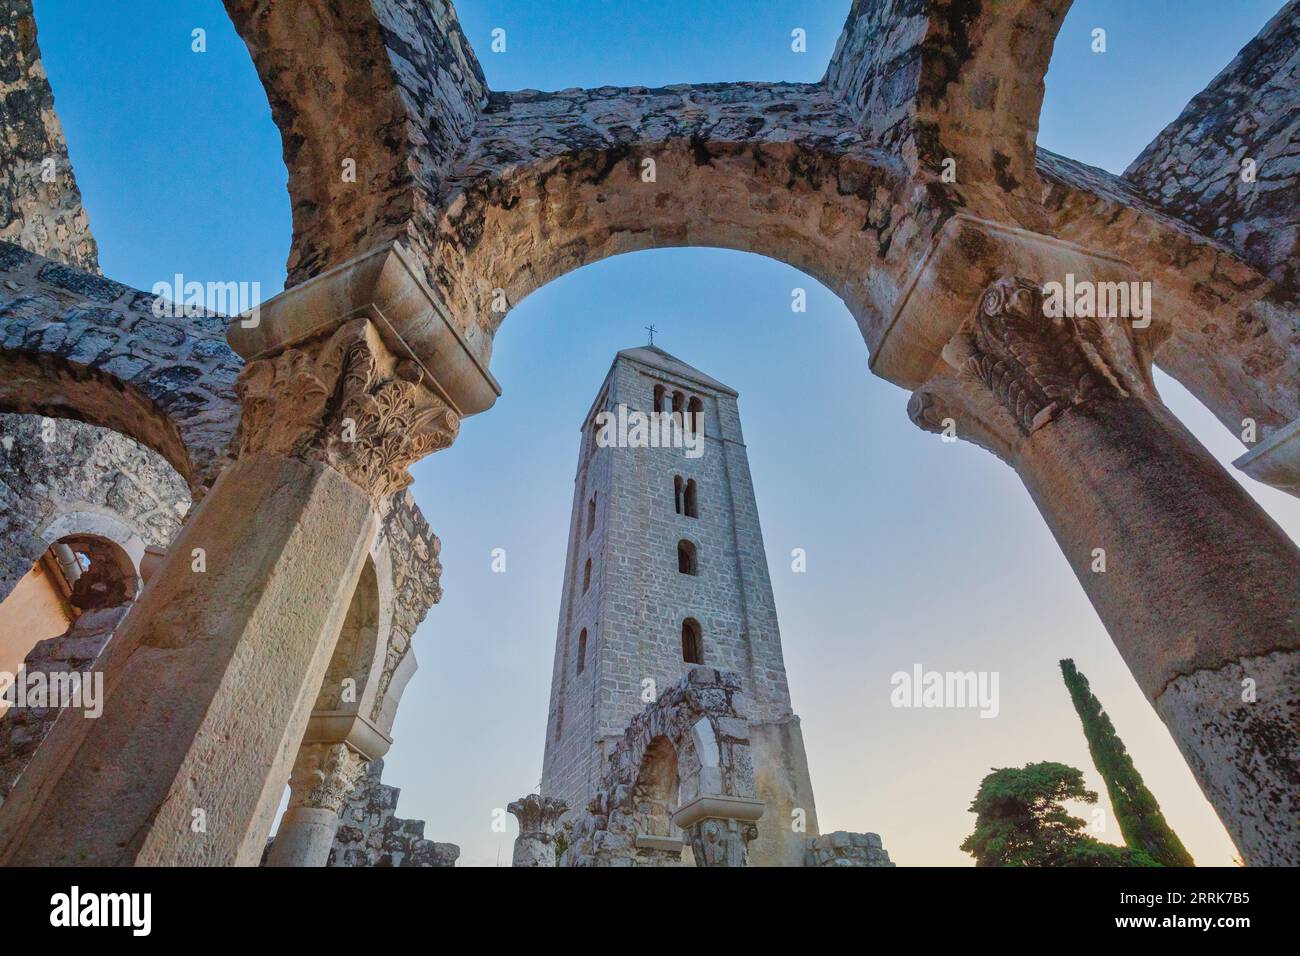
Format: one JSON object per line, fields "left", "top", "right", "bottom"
{"left": 587, "top": 493, "right": 597, "bottom": 537}
{"left": 674, "top": 475, "right": 684, "bottom": 515}
{"left": 653, "top": 384, "right": 666, "bottom": 414}
{"left": 577, "top": 628, "right": 587, "bottom": 674}
{"left": 684, "top": 479, "right": 698, "bottom": 518}
{"left": 583, "top": 558, "right": 592, "bottom": 593}
{"left": 672, "top": 390, "right": 685, "bottom": 416}
{"left": 681, "top": 618, "right": 703, "bottom": 665}
{"left": 687, "top": 396, "right": 703, "bottom": 435}
{"left": 677, "top": 540, "right": 697, "bottom": 575}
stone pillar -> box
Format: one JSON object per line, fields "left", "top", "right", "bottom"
{"left": 909, "top": 277, "right": 1300, "bottom": 866}
{"left": 672, "top": 795, "right": 764, "bottom": 867}
{"left": 266, "top": 743, "right": 367, "bottom": 867}
{"left": 507, "top": 793, "right": 569, "bottom": 867}
{"left": 0, "top": 314, "right": 460, "bottom": 865}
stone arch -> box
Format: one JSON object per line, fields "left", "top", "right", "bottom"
{"left": 315, "top": 556, "right": 383, "bottom": 716}
{"left": 219, "top": 0, "right": 1298, "bottom": 438}
{"left": 0, "top": 413, "right": 189, "bottom": 602}
{"left": 435, "top": 114, "right": 907, "bottom": 364}
{"left": 298, "top": 552, "right": 395, "bottom": 764}
{"left": 631, "top": 735, "right": 680, "bottom": 841}
{"left": 221, "top": 0, "right": 488, "bottom": 287}
{"left": 0, "top": 244, "right": 243, "bottom": 495}
{"left": 0, "top": 526, "right": 138, "bottom": 678}
{"left": 826, "top": 0, "right": 1073, "bottom": 192}
{"left": 566, "top": 668, "right": 754, "bottom": 866}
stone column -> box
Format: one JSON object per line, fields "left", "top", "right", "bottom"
{"left": 672, "top": 795, "right": 764, "bottom": 867}
{"left": 909, "top": 277, "right": 1300, "bottom": 866}
{"left": 0, "top": 314, "right": 460, "bottom": 865}
{"left": 507, "top": 793, "right": 569, "bottom": 867}
{"left": 265, "top": 743, "right": 368, "bottom": 867}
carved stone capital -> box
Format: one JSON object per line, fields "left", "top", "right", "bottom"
{"left": 685, "top": 816, "right": 759, "bottom": 868}
{"left": 508, "top": 793, "right": 569, "bottom": 836}
{"left": 908, "top": 276, "right": 1153, "bottom": 462}
{"left": 285, "top": 742, "right": 368, "bottom": 815}
{"left": 508, "top": 793, "right": 569, "bottom": 867}
{"left": 234, "top": 318, "right": 459, "bottom": 498}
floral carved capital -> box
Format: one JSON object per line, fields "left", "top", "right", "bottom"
{"left": 286, "top": 742, "right": 368, "bottom": 815}
{"left": 234, "top": 319, "right": 459, "bottom": 498}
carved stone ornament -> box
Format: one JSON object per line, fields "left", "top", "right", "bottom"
{"left": 686, "top": 816, "right": 758, "bottom": 868}
{"left": 507, "top": 793, "right": 569, "bottom": 836}
{"left": 234, "top": 318, "right": 459, "bottom": 498}
{"left": 947, "top": 277, "right": 1130, "bottom": 433}
{"left": 286, "top": 742, "right": 368, "bottom": 815}
{"left": 909, "top": 276, "right": 1141, "bottom": 460}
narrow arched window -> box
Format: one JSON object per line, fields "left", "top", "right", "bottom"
{"left": 687, "top": 396, "right": 703, "bottom": 435}
{"left": 653, "top": 384, "right": 666, "bottom": 415}
{"left": 672, "top": 391, "right": 685, "bottom": 416}
{"left": 682, "top": 618, "right": 703, "bottom": 665}
{"left": 583, "top": 558, "right": 592, "bottom": 593}
{"left": 587, "top": 493, "right": 597, "bottom": 537}
{"left": 678, "top": 540, "right": 697, "bottom": 575}
{"left": 674, "top": 475, "right": 684, "bottom": 515}
{"left": 684, "top": 479, "right": 698, "bottom": 518}
{"left": 577, "top": 628, "right": 587, "bottom": 674}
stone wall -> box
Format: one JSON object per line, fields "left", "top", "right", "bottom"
{"left": 804, "top": 831, "right": 895, "bottom": 867}
{"left": 328, "top": 758, "right": 458, "bottom": 867}
{"left": 0, "top": 0, "right": 98, "bottom": 272}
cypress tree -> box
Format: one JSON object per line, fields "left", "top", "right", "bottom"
{"left": 1059, "top": 659, "right": 1194, "bottom": 866}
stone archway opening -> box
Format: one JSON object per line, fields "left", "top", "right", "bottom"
{"left": 632, "top": 736, "right": 680, "bottom": 841}
{"left": 0, "top": 532, "right": 139, "bottom": 679}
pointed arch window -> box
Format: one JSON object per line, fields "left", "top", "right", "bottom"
{"left": 577, "top": 628, "right": 588, "bottom": 674}
{"left": 583, "top": 557, "right": 592, "bottom": 593}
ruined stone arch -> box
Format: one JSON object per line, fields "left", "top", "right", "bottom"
{"left": 566, "top": 668, "right": 754, "bottom": 866}
{"left": 0, "top": 413, "right": 189, "bottom": 602}
{"left": 631, "top": 735, "right": 680, "bottom": 841}
{"left": 217, "top": 0, "right": 1299, "bottom": 435}
{"left": 0, "top": 245, "right": 243, "bottom": 495}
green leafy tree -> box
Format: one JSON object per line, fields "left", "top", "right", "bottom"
{"left": 960, "top": 762, "right": 1158, "bottom": 867}
{"left": 1060, "top": 659, "right": 1194, "bottom": 867}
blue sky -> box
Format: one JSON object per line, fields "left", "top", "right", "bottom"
{"left": 32, "top": 0, "right": 1297, "bottom": 865}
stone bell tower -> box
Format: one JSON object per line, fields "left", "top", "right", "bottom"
{"left": 540, "top": 345, "right": 819, "bottom": 866}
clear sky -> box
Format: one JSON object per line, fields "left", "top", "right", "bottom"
{"left": 32, "top": 0, "right": 1297, "bottom": 866}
